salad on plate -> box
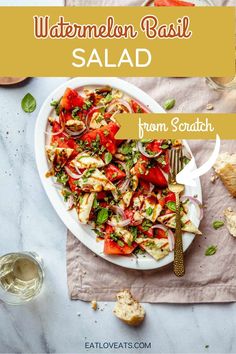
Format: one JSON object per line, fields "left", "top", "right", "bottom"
{"left": 45, "top": 86, "right": 202, "bottom": 262}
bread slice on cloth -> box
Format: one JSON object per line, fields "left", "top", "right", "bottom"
{"left": 113, "top": 290, "right": 145, "bottom": 326}
{"left": 224, "top": 208, "right": 236, "bottom": 237}
{"left": 214, "top": 153, "right": 236, "bottom": 197}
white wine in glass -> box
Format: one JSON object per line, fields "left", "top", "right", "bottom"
{"left": 0, "top": 252, "right": 44, "bottom": 305}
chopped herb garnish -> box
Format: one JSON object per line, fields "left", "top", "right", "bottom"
{"left": 141, "top": 219, "right": 152, "bottom": 231}
{"left": 205, "top": 245, "right": 217, "bottom": 256}
{"left": 181, "top": 156, "right": 191, "bottom": 166}
{"left": 93, "top": 197, "right": 99, "bottom": 209}
{"left": 100, "top": 93, "right": 113, "bottom": 104}
{"left": 61, "top": 189, "right": 71, "bottom": 202}
{"left": 117, "top": 240, "right": 125, "bottom": 247}
{"left": 82, "top": 100, "right": 92, "bottom": 110}
{"left": 110, "top": 232, "right": 119, "bottom": 242}
{"left": 166, "top": 201, "right": 176, "bottom": 212}
{"left": 56, "top": 170, "right": 68, "bottom": 186}
{"left": 134, "top": 247, "right": 145, "bottom": 255}
{"left": 104, "top": 152, "right": 112, "bottom": 165}
{"left": 163, "top": 99, "right": 175, "bottom": 111}
{"left": 161, "top": 144, "right": 169, "bottom": 149}
{"left": 212, "top": 220, "right": 224, "bottom": 230}
{"left": 119, "top": 144, "right": 132, "bottom": 155}
{"left": 72, "top": 106, "right": 81, "bottom": 118}
{"left": 82, "top": 168, "right": 95, "bottom": 181}
{"left": 146, "top": 207, "right": 153, "bottom": 216}
{"left": 129, "top": 226, "right": 138, "bottom": 240}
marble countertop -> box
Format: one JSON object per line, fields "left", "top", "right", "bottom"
{"left": 0, "top": 77, "right": 236, "bottom": 354}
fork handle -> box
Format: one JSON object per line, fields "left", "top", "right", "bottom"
{"left": 173, "top": 192, "right": 185, "bottom": 277}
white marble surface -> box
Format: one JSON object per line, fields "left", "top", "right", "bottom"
{"left": 0, "top": 77, "right": 236, "bottom": 354}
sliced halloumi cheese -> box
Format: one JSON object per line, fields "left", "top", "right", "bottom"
{"left": 136, "top": 238, "right": 170, "bottom": 261}
{"left": 133, "top": 211, "right": 143, "bottom": 223}
{"left": 141, "top": 196, "right": 162, "bottom": 223}
{"left": 116, "top": 227, "right": 134, "bottom": 245}
{"left": 65, "top": 119, "right": 85, "bottom": 133}
{"left": 158, "top": 213, "right": 201, "bottom": 235}
{"left": 122, "top": 191, "right": 134, "bottom": 208}
{"left": 90, "top": 112, "right": 107, "bottom": 129}
{"left": 77, "top": 193, "right": 95, "bottom": 224}
{"left": 133, "top": 194, "right": 144, "bottom": 209}
{"left": 78, "top": 169, "right": 115, "bottom": 192}
{"left": 157, "top": 213, "right": 175, "bottom": 224}
{"left": 46, "top": 146, "right": 73, "bottom": 167}
{"left": 130, "top": 175, "right": 139, "bottom": 191}
{"left": 71, "top": 152, "right": 105, "bottom": 169}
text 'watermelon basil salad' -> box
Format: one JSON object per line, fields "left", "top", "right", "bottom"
{"left": 46, "top": 86, "right": 202, "bottom": 261}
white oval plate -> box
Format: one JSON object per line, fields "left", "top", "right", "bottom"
{"left": 35, "top": 77, "right": 202, "bottom": 270}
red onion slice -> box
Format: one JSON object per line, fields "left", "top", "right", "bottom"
{"left": 107, "top": 99, "right": 133, "bottom": 114}
{"left": 65, "top": 166, "right": 82, "bottom": 180}
{"left": 118, "top": 178, "right": 130, "bottom": 194}
{"left": 108, "top": 205, "right": 131, "bottom": 227}
{"left": 180, "top": 196, "right": 203, "bottom": 221}
{"left": 67, "top": 195, "right": 74, "bottom": 211}
{"left": 117, "top": 161, "right": 130, "bottom": 179}
{"left": 137, "top": 141, "right": 162, "bottom": 159}
{"left": 64, "top": 126, "right": 87, "bottom": 137}
{"left": 149, "top": 183, "right": 155, "bottom": 193}
{"left": 110, "top": 205, "right": 125, "bottom": 219}
{"left": 74, "top": 165, "right": 83, "bottom": 176}
{"left": 85, "top": 105, "right": 105, "bottom": 127}
{"left": 152, "top": 224, "right": 175, "bottom": 252}
{"left": 107, "top": 219, "right": 131, "bottom": 228}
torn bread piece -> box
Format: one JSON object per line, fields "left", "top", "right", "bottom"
{"left": 213, "top": 152, "right": 236, "bottom": 197}
{"left": 113, "top": 290, "right": 145, "bottom": 326}
{"left": 224, "top": 208, "right": 236, "bottom": 237}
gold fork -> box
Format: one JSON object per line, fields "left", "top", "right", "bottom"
{"left": 168, "top": 148, "right": 185, "bottom": 277}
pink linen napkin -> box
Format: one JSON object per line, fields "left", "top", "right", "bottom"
{"left": 67, "top": 138, "right": 236, "bottom": 303}
{"left": 66, "top": 0, "right": 236, "bottom": 302}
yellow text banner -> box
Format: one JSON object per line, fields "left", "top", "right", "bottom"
{"left": 115, "top": 113, "right": 236, "bottom": 140}
{"left": 0, "top": 6, "right": 234, "bottom": 77}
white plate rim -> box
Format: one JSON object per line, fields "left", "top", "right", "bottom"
{"left": 35, "top": 77, "right": 202, "bottom": 270}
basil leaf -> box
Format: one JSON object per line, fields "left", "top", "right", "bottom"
{"left": 166, "top": 201, "right": 176, "bottom": 212}
{"left": 161, "top": 144, "right": 169, "bottom": 149}
{"left": 212, "top": 220, "right": 224, "bottom": 230}
{"left": 97, "top": 208, "right": 109, "bottom": 224}
{"left": 21, "top": 93, "right": 36, "bottom": 113}
{"left": 104, "top": 152, "right": 112, "bottom": 165}
{"left": 205, "top": 245, "right": 217, "bottom": 256}
{"left": 117, "top": 240, "right": 124, "bottom": 247}
{"left": 146, "top": 207, "right": 153, "bottom": 216}
{"left": 163, "top": 99, "right": 175, "bottom": 111}
{"left": 93, "top": 197, "right": 99, "bottom": 209}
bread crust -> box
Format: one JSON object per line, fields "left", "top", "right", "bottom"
{"left": 113, "top": 290, "right": 145, "bottom": 326}
{"left": 218, "top": 164, "right": 236, "bottom": 197}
